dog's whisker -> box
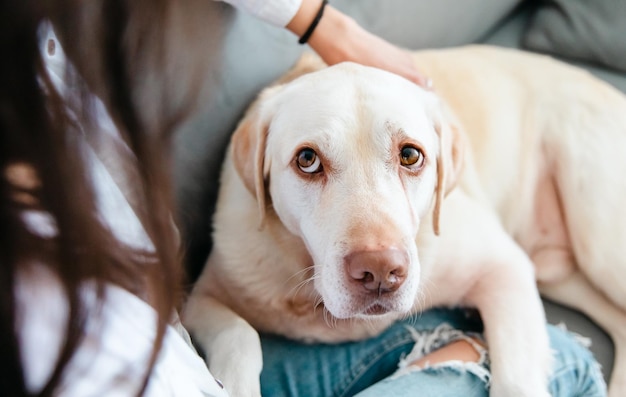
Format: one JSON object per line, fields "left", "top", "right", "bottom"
{"left": 400, "top": 309, "right": 412, "bottom": 322}
{"left": 282, "top": 267, "right": 317, "bottom": 293}
{"left": 283, "top": 266, "right": 316, "bottom": 286}
{"left": 312, "top": 296, "right": 325, "bottom": 316}
{"left": 417, "top": 278, "right": 435, "bottom": 310}
{"left": 328, "top": 312, "right": 334, "bottom": 328}
{"left": 287, "top": 274, "right": 322, "bottom": 302}
{"left": 322, "top": 307, "right": 332, "bottom": 328}
{"left": 306, "top": 284, "right": 321, "bottom": 300}
{"left": 321, "top": 305, "right": 339, "bottom": 329}
{"left": 287, "top": 276, "right": 315, "bottom": 298}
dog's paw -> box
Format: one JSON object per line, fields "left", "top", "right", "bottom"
{"left": 215, "top": 375, "right": 262, "bottom": 397}
{"left": 209, "top": 356, "right": 263, "bottom": 397}
{"left": 205, "top": 324, "right": 264, "bottom": 397}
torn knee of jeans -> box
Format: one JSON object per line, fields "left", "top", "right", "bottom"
{"left": 392, "top": 323, "right": 491, "bottom": 384}
{"left": 555, "top": 322, "right": 592, "bottom": 348}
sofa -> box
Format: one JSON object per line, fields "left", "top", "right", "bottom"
{"left": 171, "top": 0, "right": 626, "bottom": 384}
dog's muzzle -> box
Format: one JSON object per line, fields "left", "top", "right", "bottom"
{"left": 344, "top": 248, "right": 409, "bottom": 314}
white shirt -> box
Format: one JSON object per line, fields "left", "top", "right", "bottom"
{"left": 220, "top": 0, "right": 301, "bottom": 27}
{"left": 16, "top": 266, "right": 226, "bottom": 397}
{"left": 15, "top": 24, "right": 230, "bottom": 397}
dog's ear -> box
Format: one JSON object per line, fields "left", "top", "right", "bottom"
{"left": 231, "top": 93, "right": 276, "bottom": 228}
{"left": 432, "top": 103, "right": 466, "bottom": 236}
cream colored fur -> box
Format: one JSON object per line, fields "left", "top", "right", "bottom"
{"left": 184, "top": 45, "right": 626, "bottom": 397}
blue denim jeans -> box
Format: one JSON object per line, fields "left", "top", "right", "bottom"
{"left": 260, "top": 308, "right": 606, "bottom": 397}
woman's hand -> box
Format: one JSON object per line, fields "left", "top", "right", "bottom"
{"left": 287, "top": 0, "right": 432, "bottom": 89}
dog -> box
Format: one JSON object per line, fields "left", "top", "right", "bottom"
{"left": 183, "top": 45, "right": 626, "bottom": 397}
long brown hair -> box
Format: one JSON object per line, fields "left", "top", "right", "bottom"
{"left": 0, "top": 0, "right": 199, "bottom": 395}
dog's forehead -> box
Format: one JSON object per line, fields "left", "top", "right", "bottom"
{"left": 270, "top": 63, "right": 436, "bottom": 137}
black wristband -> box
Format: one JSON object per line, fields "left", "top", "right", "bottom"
{"left": 298, "top": 0, "right": 328, "bottom": 44}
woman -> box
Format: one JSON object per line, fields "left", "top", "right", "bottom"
{"left": 1, "top": 1, "right": 213, "bottom": 395}
{"left": 0, "top": 0, "right": 605, "bottom": 396}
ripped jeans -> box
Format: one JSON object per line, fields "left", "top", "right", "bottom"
{"left": 260, "top": 308, "right": 606, "bottom": 397}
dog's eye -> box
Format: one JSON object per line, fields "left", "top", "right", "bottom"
{"left": 400, "top": 146, "right": 425, "bottom": 169}
{"left": 296, "top": 148, "right": 322, "bottom": 173}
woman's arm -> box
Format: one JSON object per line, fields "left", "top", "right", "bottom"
{"left": 286, "top": 0, "right": 430, "bottom": 87}
{"left": 219, "top": 0, "right": 430, "bottom": 87}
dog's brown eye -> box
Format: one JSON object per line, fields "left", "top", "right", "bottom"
{"left": 400, "top": 146, "right": 424, "bottom": 169}
{"left": 297, "top": 148, "right": 322, "bottom": 173}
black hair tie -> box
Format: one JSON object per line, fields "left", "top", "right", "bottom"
{"left": 298, "top": 0, "right": 329, "bottom": 44}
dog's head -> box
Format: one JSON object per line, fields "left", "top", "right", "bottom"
{"left": 231, "top": 62, "right": 464, "bottom": 319}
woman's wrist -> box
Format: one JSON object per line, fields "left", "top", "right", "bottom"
{"left": 286, "top": 0, "right": 354, "bottom": 58}
{"left": 286, "top": 0, "right": 328, "bottom": 38}
{"left": 306, "top": 5, "right": 358, "bottom": 64}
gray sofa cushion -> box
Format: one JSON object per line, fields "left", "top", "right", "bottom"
{"left": 523, "top": 0, "right": 626, "bottom": 73}
{"left": 484, "top": 1, "right": 626, "bottom": 93}
{"left": 332, "top": 0, "right": 523, "bottom": 49}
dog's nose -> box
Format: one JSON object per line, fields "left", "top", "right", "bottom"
{"left": 345, "top": 249, "right": 408, "bottom": 293}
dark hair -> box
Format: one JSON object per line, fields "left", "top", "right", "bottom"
{"left": 0, "top": 0, "right": 199, "bottom": 395}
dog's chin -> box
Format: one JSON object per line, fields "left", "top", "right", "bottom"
{"left": 318, "top": 275, "right": 418, "bottom": 320}
{"left": 354, "top": 303, "right": 404, "bottom": 320}
{"left": 325, "top": 299, "right": 410, "bottom": 320}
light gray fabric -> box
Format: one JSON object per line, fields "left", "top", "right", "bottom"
{"left": 523, "top": 0, "right": 626, "bottom": 73}
{"left": 484, "top": 2, "right": 626, "bottom": 93}
{"left": 172, "top": 4, "right": 305, "bottom": 280}
{"left": 331, "top": 0, "right": 523, "bottom": 49}
{"left": 543, "top": 300, "right": 614, "bottom": 382}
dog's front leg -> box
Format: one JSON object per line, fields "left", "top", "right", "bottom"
{"left": 466, "top": 239, "right": 553, "bottom": 397}
{"left": 183, "top": 291, "right": 263, "bottom": 397}
{"left": 438, "top": 192, "right": 552, "bottom": 397}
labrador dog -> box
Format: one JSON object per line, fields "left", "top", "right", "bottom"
{"left": 184, "top": 45, "right": 626, "bottom": 397}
